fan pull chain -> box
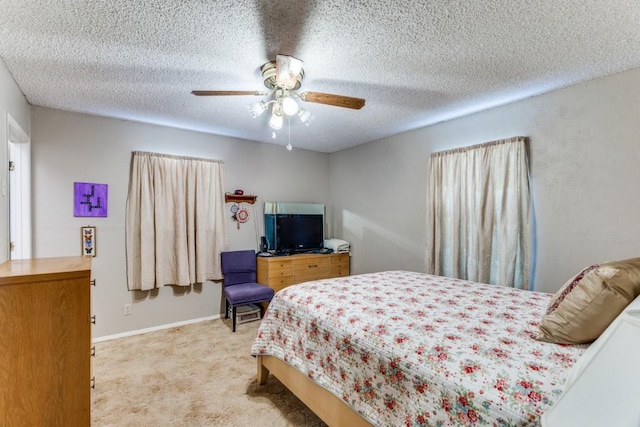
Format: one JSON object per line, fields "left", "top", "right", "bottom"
{"left": 287, "top": 115, "right": 292, "bottom": 151}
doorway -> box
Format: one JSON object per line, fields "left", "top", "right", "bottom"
{"left": 7, "top": 113, "right": 31, "bottom": 260}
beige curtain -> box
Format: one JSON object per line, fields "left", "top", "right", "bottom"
{"left": 425, "top": 136, "right": 532, "bottom": 289}
{"left": 125, "top": 151, "right": 227, "bottom": 291}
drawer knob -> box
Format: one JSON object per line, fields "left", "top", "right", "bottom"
{"left": 308, "top": 264, "right": 317, "bottom": 268}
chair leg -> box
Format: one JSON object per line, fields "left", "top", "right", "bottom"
{"left": 225, "top": 299, "right": 229, "bottom": 319}
{"left": 232, "top": 305, "right": 237, "bottom": 332}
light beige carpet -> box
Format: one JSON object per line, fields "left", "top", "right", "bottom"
{"left": 91, "top": 318, "right": 327, "bottom": 426}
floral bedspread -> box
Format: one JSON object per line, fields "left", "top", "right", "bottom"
{"left": 250, "top": 271, "right": 586, "bottom": 426}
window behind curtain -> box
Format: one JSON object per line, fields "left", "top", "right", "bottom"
{"left": 125, "top": 151, "right": 227, "bottom": 291}
{"left": 425, "top": 136, "right": 533, "bottom": 289}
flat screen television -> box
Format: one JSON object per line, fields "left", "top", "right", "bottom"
{"left": 264, "top": 202, "right": 325, "bottom": 253}
{"left": 274, "top": 214, "right": 324, "bottom": 253}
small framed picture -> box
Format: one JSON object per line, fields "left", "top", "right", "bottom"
{"left": 81, "top": 226, "right": 97, "bottom": 257}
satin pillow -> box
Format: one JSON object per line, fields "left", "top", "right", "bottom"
{"left": 536, "top": 257, "right": 640, "bottom": 344}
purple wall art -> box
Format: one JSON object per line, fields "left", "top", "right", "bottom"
{"left": 74, "top": 182, "right": 108, "bottom": 217}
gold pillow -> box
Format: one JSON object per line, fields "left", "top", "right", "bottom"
{"left": 536, "top": 257, "right": 640, "bottom": 344}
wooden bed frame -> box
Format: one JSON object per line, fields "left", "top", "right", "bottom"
{"left": 257, "top": 355, "right": 373, "bottom": 427}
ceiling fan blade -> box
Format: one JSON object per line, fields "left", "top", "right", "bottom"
{"left": 276, "top": 55, "right": 304, "bottom": 89}
{"left": 191, "top": 90, "right": 267, "bottom": 96}
{"left": 299, "top": 92, "right": 366, "bottom": 110}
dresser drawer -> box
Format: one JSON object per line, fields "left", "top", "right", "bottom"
{"left": 294, "top": 257, "right": 330, "bottom": 283}
{"left": 329, "top": 253, "right": 350, "bottom": 277}
{"left": 267, "top": 262, "right": 293, "bottom": 278}
{"left": 330, "top": 259, "right": 350, "bottom": 277}
{"left": 268, "top": 276, "right": 294, "bottom": 293}
{"left": 256, "top": 257, "right": 293, "bottom": 281}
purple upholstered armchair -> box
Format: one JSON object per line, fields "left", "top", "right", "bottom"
{"left": 220, "top": 250, "right": 274, "bottom": 332}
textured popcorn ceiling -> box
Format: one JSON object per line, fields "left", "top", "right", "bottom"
{"left": 1, "top": 1, "right": 640, "bottom": 153}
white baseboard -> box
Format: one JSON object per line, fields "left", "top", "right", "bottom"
{"left": 92, "top": 314, "right": 222, "bottom": 343}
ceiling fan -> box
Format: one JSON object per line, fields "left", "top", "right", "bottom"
{"left": 192, "top": 55, "right": 365, "bottom": 132}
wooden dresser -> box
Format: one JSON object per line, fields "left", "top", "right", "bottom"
{"left": 257, "top": 252, "right": 350, "bottom": 293}
{"left": 0, "top": 256, "right": 92, "bottom": 427}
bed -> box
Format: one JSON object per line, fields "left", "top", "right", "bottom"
{"left": 250, "top": 271, "right": 587, "bottom": 426}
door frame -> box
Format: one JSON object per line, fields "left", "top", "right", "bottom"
{"left": 7, "top": 113, "right": 31, "bottom": 260}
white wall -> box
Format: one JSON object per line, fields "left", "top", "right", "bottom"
{"left": 0, "top": 58, "right": 30, "bottom": 263}
{"left": 31, "top": 107, "right": 330, "bottom": 337}
{"left": 330, "top": 68, "right": 640, "bottom": 293}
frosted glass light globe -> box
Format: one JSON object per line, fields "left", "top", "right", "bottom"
{"left": 282, "top": 96, "right": 299, "bottom": 116}
{"left": 269, "top": 112, "right": 283, "bottom": 130}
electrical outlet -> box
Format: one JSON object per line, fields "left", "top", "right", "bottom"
{"left": 124, "top": 304, "right": 132, "bottom": 316}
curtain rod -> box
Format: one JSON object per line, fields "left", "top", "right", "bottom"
{"left": 132, "top": 151, "right": 224, "bottom": 164}
{"left": 431, "top": 136, "right": 527, "bottom": 157}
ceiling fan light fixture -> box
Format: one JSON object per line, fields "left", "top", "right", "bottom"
{"left": 269, "top": 104, "right": 284, "bottom": 130}
{"left": 248, "top": 101, "right": 267, "bottom": 118}
{"left": 282, "top": 96, "right": 299, "bottom": 116}
{"left": 297, "top": 108, "right": 314, "bottom": 126}
{"left": 276, "top": 55, "right": 304, "bottom": 89}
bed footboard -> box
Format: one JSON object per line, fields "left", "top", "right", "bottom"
{"left": 256, "top": 355, "right": 372, "bottom": 427}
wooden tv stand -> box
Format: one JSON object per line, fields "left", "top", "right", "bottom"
{"left": 257, "top": 252, "right": 350, "bottom": 292}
